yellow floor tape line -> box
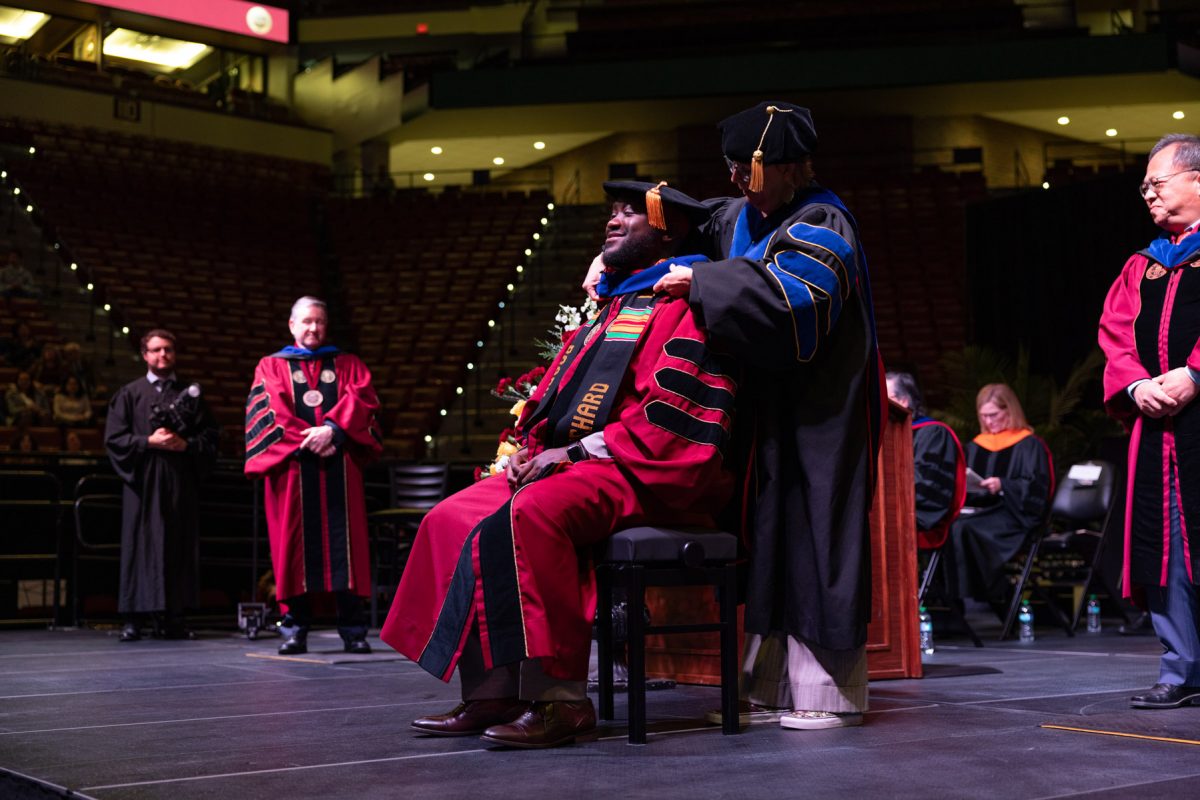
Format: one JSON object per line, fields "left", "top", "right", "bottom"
{"left": 1041, "top": 724, "right": 1200, "bottom": 746}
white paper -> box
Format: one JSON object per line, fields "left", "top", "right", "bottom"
{"left": 1067, "top": 464, "right": 1102, "bottom": 482}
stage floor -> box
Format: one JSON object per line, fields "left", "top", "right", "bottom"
{"left": 1, "top": 615, "right": 1198, "bottom": 800}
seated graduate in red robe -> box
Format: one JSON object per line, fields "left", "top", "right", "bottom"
{"left": 380, "top": 181, "right": 738, "bottom": 749}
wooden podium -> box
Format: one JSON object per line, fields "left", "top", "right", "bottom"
{"left": 644, "top": 401, "right": 922, "bottom": 683}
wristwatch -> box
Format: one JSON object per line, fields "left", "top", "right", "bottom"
{"left": 566, "top": 441, "right": 589, "bottom": 463}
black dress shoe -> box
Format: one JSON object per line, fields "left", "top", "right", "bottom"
{"left": 343, "top": 638, "right": 371, "bottom": 655}
{"left": 118, "top": 623, "right": 141, "bottom": 642}
{"left": 278, "top": 633, "right": 308, "bottom": 655}
{"left": 1130, "top": 683, "right": 1200, "bottom": 709}
{"left": 412, "top": 698, "right": 530, "bottom": 737}
{"left": 481, "top": 699, "right": 598, "bottom": 749}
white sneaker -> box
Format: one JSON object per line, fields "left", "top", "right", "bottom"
{"left": 704, "top": 702, "right": 786, "bottom": 726}
{"left": 780, "top": 710, "right": 863, "bottom": 730}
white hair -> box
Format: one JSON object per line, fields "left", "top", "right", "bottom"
{"left": 290, "top": 296, "right": 327, "bottom": 321}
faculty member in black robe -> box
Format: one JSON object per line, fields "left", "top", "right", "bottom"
{"left": 886, "top": 371, "right": 965, "bottom": 550}
{"left": 105, "top": 329, "right": 218, "bottom": 641}
{"left": 949, "top": 383, "right": 1052, "bottom": 602}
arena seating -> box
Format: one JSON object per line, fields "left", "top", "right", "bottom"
{"left": 2, "top": 116, "right": 547, "bottom": 458}
{"left": 329, "top": 190, "right": 550, "bottom": 456}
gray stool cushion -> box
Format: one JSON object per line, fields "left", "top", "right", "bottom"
{"left": 602, "top": 526, "right": 738, "bottom": 563}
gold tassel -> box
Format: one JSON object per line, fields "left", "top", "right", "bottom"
{"left": 646, "top": 180, "right": 668, "bottom": 230}
{"left": 748, "top": 105, "right": 792, "bottom": 193}
{"left": 749, "top": 151, "right": 764, "bottom": 192}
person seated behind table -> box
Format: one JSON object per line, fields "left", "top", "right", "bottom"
{"left": 6, "top": 370, "right": 50, "bottom": 426}
{"left": 380, "top": 180, "right": 737, "bottom": 749}
{"left": 53, "top": 375, "right": 93, "bottom": 428}
{"left": 949, "top": 383, "right": 1053, "bottom": 602}
{"left": 885, "top": 371, "right": 966, "bottom": 550}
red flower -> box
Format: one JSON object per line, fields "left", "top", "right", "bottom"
{"left": 497, "top": 426, "right": 516, "bottom": 444}
{"left": 496, "top": 377, "right": 513, "bottom": 393}
{"left": 473, "top": 466, "right": 484, "bottom": 482}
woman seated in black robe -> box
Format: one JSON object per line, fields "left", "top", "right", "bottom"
{"left": 950, "top": 383, "right": 1053, "bottom": 602}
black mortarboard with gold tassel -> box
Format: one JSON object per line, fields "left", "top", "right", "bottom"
{"left": 603, "top": 180, "right": 710, "bottom": 231}
{"left": 718, "top": 101, "right": 818, "bottom": 192}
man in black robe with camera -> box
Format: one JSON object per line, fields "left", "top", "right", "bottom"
{"left": 105, "top": 329, "right": 218, "bottom": 641}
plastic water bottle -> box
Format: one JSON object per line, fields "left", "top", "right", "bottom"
{"left": 1086, "top": 594, "right": 1102, "bottom": 634}
{"left": 1018, "top": 599, "right": 1035, "bottom": 643}
{"left": 918, "top": 605, "right": 934, "bottom": 654}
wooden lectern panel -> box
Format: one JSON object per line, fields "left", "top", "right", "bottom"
{"left": 644, "top": 402, "right": 922, "bottom": 683}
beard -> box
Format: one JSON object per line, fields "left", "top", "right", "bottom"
{"left": 603, "top": 231, "right": 662, "bottom": 276}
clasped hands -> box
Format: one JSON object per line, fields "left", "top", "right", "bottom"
{"left": 299, "top": 425, "right": 337, "bottom": 458}
{"left": 506, "top": 445, "right": 570, "bottom": 489}
{"left": 1132, "top": 367, "right": 1198, "bottom": 419}
{"left": 147, "top": 427, "right": 187, "bottom": 452}
{"left": 581, "top": 254, "right": 693, "bottom": 301}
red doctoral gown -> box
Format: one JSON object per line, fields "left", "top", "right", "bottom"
{"left": 1100, "top": 241, "right": 1200, "bottom": 592}
{"left": 381, "top": 284, "right": 737, "bottom": 681}
{"left": 244, "top": 350, "right": 382, "bottom": 601}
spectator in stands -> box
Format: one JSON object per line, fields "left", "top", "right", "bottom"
{"left": 6, "top": 321, "right": 42, "bottom": 370}
{"left": 104, "top": 329, "right": 219, "bottom": 642}
{"left": 586, "top": 102, "right": 883, "bottom": 732}
{"left": 6, "top": 370, "right": 50, "bottom": 426}
{"left": 31, "top": 343, "right": 69, "bottom": 391}
{"left": 5, "top": 429, "right": 38, "bottom": 465}
{"left": 62, "top": 341, "right": 103, "bottom": 396}
{"left": 886, "top": 371, "right": 966, "bottom": 550}
{"left": 1099, "top": 133, "right": 1200, "bottom": 710}
{"left": 381, "top": 182, "right": 732, "bottom": 749}
{"left": 948, "top": 383, "right": 1052, "bottom": 604}
{"left": 53, "top": 375, "right": 92, "bottom": 428}
{"left": 0, "top": 250, "right": 38, "bottom": 298}
{"left": 244, "top": 297, "right": 382, "bottom": 656}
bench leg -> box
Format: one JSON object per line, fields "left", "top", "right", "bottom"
{"left": 626, "top": 565, "right": 647, "bottom": 745}
{"left": 596, "top": 565, "right": 615, "bottom": 721}
{"left": 719, "top": 564, "right": 740, "bottom": 734}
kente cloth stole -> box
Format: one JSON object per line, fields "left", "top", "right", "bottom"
{"left": 520, "top": 293, "right": 659, "bottom": 446}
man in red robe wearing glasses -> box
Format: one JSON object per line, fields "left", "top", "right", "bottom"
{"left": 245, "top": 296, "right": 383, "bottom": 656}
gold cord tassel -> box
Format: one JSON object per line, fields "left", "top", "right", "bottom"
{"left": 749, "top": 151, "right": 765, "bottom": 192}
{"left": 748, "top": 105, "right": 792, "bottom": 193}
{"left": 646, "top": 180, "right": 668, "bottom": 230}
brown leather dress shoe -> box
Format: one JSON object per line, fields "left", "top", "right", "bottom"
{"left": 411, "top": 698, "right": 530, "bottom": 737}
{"left": 481, "top": 699, "right": 597, "bottom": 749}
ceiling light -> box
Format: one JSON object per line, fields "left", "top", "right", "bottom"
{"left": 104, "top": 28, "right": 211, "bottom": 70}
{"left": 430, "top": 146, "right": 443, "bottom": 155}
{"left": 0, "top": 9, "right": 48, "bottom": 42}
{"left": 1173, "top": 110, "right": 1186, "bottom": 120}
{"left": 424, "top": 434, "right": 433, "bottom": 443}
{"left": 1056, "top": 116, "right": 1069, "bottom": 126}
{"left": 1042, "top": 181, "right": 1050, "bottom": 189}
{"left": 103, "top": 303, "right": 111, "bottom": 312}
{"left": 493, "top": 157, "right": 505, "bottom": 166}
{"left": 1105, "top": 128, "right": 1118, "bottom": 137}
{"left": 533, "top": 141, "right": 546, "bottom": 150}
{"left": 423, "top": 172, "right": 435, "bottom": 181}
{"left": 121, "top": 326, "right": 130, "bottom": 335}
{"left": 547, "top": 203, "right": 555, "bottom": 211}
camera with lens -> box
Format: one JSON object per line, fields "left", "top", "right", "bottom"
{"left": 149, "top": 383, "right": 203, "bottom": 434}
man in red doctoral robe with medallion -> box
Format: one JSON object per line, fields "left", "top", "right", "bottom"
{"left": 245, "top": 296, "right": 383, "bottom": 655}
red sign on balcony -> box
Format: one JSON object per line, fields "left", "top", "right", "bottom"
{"left": 81, "top": 1, "right": 290, "bottom": 44}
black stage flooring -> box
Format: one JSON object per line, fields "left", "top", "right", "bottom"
{"left": 1, "top": 617, "right": 1198, "bottom": 800}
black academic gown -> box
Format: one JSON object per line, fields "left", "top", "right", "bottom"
{"left": 104, "top": 377, "right": 218, "bottom": 615}
{"left": 913, "top": 420, "right": 965, "bottom": 549}
{"left": 689, "top": 189, "right": 884, "bottom": 651}
{"left": 949, "top": 433, "right": 1052, "bottom": 600}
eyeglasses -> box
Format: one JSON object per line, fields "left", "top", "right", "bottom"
{"left": 724, "top": 157, "right": 752, "bottom": 181}
{"left": 1138, "top": 168, "right": 1199, "bottom": 198}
